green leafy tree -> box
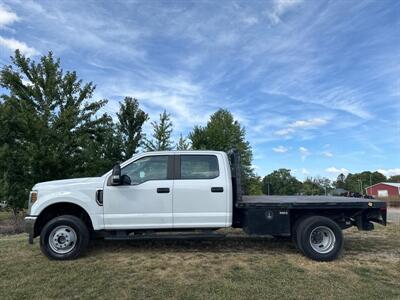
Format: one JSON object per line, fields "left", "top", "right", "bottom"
{"left": 144, "top": 110, "right": 173, "bottom": 151}
{"left": 345, "top": 171, "right": 386, "bottom": 193}
{"left": 247, "top": 176, "right": 263, "bottom": 195}
{"left": 176, "top": 133, "right": 191, "bottom": 150}
{"left": 0, "top": 50, "right": 115, "bottom": 214}
{"left": 189, "top": 109, "right": 256, "bottom": 194}
{"left": 117, "top": 97, "right": 148, "bottom": 159}
{"left": 301, "top": 177, "right": 331, "bottom": 195}
{"left": 262, "top": 169, "right": 301, "bottom": 195}
{"left": 79, "top": 118, "right": 124, "bottom": 176}
{"left": 334, "top": 173, "right": 346, "bottom": 189}
{"left": 389, "top": 175, "right": 400, "bottom": 183}
{"left": 0, "top": 100, "right": 34, "bottom": 215}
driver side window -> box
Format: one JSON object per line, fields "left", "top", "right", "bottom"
{"left": 121, "top": 156, "right": 168, "bottom": 185}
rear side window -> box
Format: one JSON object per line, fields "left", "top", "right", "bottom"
{"left": 180, "top": 155, "right": 219, "bottom": 179}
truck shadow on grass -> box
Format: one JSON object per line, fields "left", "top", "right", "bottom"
{"left": 86, "top": 235, "right": 298, "bottom": 256}
{"left": 85, "top": 226, "right": 399, "bottom": 258}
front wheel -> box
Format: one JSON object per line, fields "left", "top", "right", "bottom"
{"left": 296, "top": 216, "right": 343, "bottom": 261}
{"left": 40, "top": 215, "right": 89, "bottom": 260}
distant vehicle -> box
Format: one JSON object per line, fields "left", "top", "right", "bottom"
{"left": 0, "top": 201, "right": 7, "bottom": 209}
{"left": 340, "top": 191, "right": 374, "bottom": 199}
{"left": 25, "top": 150, "right": 387, "bottom": 261}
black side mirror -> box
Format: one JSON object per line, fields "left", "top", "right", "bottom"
{"left": 111, "top": 164, "right": 121, "bottom": 185}
{"left": 121, "top": 174, "right": 131, "bottom": 185}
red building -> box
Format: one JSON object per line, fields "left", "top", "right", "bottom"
{"left": 365, "top": 182, "right": 400, "bottom": 198}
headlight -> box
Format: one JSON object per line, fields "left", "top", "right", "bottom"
{"left": 30, "top": 190, "right": 38, "bottom": 204}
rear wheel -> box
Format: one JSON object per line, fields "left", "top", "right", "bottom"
{"left": 40, "top": 215, "right": 89, "bottom": 260}
{"left": 296, "top": 216, "right": 343, "bottom": 261}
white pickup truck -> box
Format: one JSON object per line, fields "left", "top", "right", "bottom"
{"left": 25, "top": 150, "right": 387, "bottom": 261}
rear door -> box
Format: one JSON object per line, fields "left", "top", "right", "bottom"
{"left": 172, "top": 154, "right": 229, "bottom": 228}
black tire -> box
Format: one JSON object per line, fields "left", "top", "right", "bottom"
{"left": 291, "top": 216, "right": 310, "bottom": 252}
{"left": 40, "top": 215, "right": 89, "bottom": 260}
{"left": 296, "top": 216, "right": 343, "bottom": 262}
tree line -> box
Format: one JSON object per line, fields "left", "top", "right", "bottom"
{"left": 260, "top": 169, "right": 399, "bottom": 196}
{"left": 0, "top": 51, "right": 257, "bottom": 214}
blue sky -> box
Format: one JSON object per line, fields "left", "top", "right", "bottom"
{"left": 0, "top": 0, "right": 399, "bottom": 180}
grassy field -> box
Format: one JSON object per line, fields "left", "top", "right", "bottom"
{"left": 0, "top": 210, "right": 11, "bottom": 221}
{"left": 0, "top": 223, "right": 399, "bottom": 300}
{"left": 0, "top": 210, "right": 24, "bottom": 235}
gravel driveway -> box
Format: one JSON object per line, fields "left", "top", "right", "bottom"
{"left": 388, "top": 208, "right": 400, "bottom": 224}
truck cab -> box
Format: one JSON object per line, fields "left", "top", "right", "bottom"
{"left": 102, "top": 151, "right": 232, "bottom": 229}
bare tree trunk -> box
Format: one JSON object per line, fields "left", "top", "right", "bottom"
{"left": 11, "top": 207, "right": 20, "bottom": 226}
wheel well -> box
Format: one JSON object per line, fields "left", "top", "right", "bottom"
{"left": 34, "top": 202, "right": 93, "bottom": 237}
{"left": 291, "top": 209, "right": 358, "bottom": 232}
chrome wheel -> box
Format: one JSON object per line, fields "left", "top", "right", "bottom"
{"left": 309, "top": 226, "right": 336, "bottom": 254}
{"left": 48, "top": 225, "right": 77, "bottom": 254}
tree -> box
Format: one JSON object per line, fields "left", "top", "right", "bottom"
{"left": 389, "top": 175, "right": 400, "bottom": 183}
{"left": 176, "top": 133, "right": 191, "bottom": 150}
{"left": 247, "top": 176, "right": 263, "bottom": 195}
{"left": 0, "top": 50, "right": 114, "bottom": 214}
{"left": 144, "top": 110, "right": 173, "bottom": 151}
{"left": 334, "top": 173, "right": 346, "bottom": 189}
{"left": 345, "top": 171, "right": 386, "bottom": 193}
{"left": 262, "top": 169, "right": 301, "bottom": 195}
{"left": 0, "top": 100, "right": 34, "bottom": 215}
{"left": 117, "top": 97, "right": 148, "bottom": 159}
{"left": 301, "top": 177, "right": 331, "bottom": 195}
{"left": 189, "top": 109, "right": 255, "bottom": 194}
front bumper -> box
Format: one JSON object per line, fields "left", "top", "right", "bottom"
{"left": 25, "top": 216, "right": 37, "bottom": 244}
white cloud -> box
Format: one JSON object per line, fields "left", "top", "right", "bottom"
{"left": 326, "top": 167, "right": 349, "bottom": 174}
{"left": 299, "top": 146, "right": 310, "bottom": 160}
{"left": 0, "top": 36, "right": 39, "bottom": 57}
{"left": 290, "top": 118, "right": 327, "bottom": 128}
{"left": 273, "top": 145, "right": 288, "bottom": 153}
{"left": 98, "top": 73, "right": 212, "bottom": 133}
{"left": 0, "top": 4, "right": 19, "bottom": 27}
{"left": 268, "top": 0, "right": 304, "bottom": 25}
{"left": 377, "top": 168, "right": 400, "bottom": 177}
{"left": 241, "top": 16, "right": 259, "bottom": 25}
{"left": 323, "top": 151, "right": 333, "bottom": 157}
{"left": 301, "top": 168, "right": 309, "bottom": 175}
{"left": 275, "top": 128, "right": 294, "bottom": 136}
{"left": 275, "top": 118, "right": 328, "bottom": 137}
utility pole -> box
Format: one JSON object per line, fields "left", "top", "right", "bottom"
{"left": 358, "top": 179, "right": 363, "bottom": 195}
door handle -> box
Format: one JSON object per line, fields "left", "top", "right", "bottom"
{"left": 157, "top": 187, "right": 170, "bottom": 193}
{"left": 211, "top": 187, "right": 224, "bottom": 193}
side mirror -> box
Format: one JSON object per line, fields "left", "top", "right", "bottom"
{"left": 121, "top": 174, "right": 131, "bottom": 185}
{"left": 111, "top": 164, "right": 121, "bottom": 185}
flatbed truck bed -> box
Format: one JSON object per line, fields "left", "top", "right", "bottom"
{"left": 239, "top": 195, "right": 386, "bottom": 208}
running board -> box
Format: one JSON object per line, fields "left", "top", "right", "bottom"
{"left": 104, "top": 232, "right": 226, "bottom": 241}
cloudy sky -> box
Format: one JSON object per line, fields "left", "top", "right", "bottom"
{"left": 0, "top": 0, "right": 399, "bottom": 180}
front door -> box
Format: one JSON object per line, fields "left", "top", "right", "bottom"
{"left": 103, "top": 155, "right": 173, "bottom": 229}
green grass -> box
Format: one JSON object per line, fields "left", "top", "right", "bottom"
{"left": 0, "top": 224, "right": 399, "bottom": 300}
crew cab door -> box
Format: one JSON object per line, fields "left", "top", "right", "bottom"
{"left": 173, "top": 154, "right": 229, "bottom": 228}
{"left": 103, "top": 155, "right": 174, "bottom": 229}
